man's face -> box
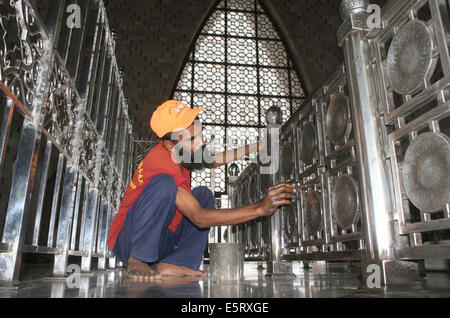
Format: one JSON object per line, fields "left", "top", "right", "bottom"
{"left": 170, "top": 120, "right": 213, "bottom": 170}
{"left": 177, "top": 121, "right": 205, "bottom": 154}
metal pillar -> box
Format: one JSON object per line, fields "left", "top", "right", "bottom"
{"left": 228, "top": 163, "right": 240, "bottom": 243}
{"left": 338, "top": 0, "right": 421, "bottom": 286}
{"left": 264, "top": 106, "right": 295, "bottom": 277}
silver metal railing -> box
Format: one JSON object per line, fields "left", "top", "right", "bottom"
{"left": 367, "top": 0, "right": 450, "bottom": 261}
{"left": 229, "top": 0, "right": 450, "bottom": 283}
{"left": 0, "top": 0, "right": 134, "bottom": 284}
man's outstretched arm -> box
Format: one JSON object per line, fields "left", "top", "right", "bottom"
{"left": 208, "top": 142, "right": 266, "bottom": 169}
{"left": 175, "top": 183, "right": 296, "bottom": 229}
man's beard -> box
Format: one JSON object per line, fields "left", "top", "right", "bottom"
{"left": 177, "top": 144, "right": 214, "bottom": 171}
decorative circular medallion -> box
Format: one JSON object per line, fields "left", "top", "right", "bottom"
{"left": 305, "top": 190, "right": 322, "bottom": 235}
{"left": 387, "top": 20, "right": 433, "bottom": 95}
{"left": 402, "top": 132, "right": 450, "bottom": 212}
{"left": 326, "top": 93, "right": 351, "bottom": 145}
{"left": 282, "top": 141, "right": 294, "bottom": 179}
{"left": 333, "top": 174, "right": 360, "bottom": 230}
{"left": 301, "top": 123, "right": 316, "bottom": 165}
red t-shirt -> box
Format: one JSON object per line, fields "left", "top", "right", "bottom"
{"left": 107, "top": 142, "right": 191, "bottom": 251}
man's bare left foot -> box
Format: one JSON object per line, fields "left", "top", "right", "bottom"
{"left": 125, "top": 257, "right": 162, "bottom": 281}
{"left": 156, "top": 262, "right": 208, "bottom": 277}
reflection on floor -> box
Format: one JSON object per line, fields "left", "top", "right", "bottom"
{"left": 1, "top": 261, "right": 450, "bottom": 298}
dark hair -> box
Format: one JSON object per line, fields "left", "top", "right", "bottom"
{"left": 159, "top": 132, "right": 173, "bottom": 141}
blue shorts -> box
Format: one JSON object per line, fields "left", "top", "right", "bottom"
{"left": 112, "top": 174, "right": 215, "bottom": 270}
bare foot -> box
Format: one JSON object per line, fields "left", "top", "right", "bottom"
{"left": 158, "top": 276, "right": 204, "bottom": 287}
{"left": 125, "top": 257, "right": 162, "bottom": 281}
{"left": 156, "top": 262, "right": 208, "bottom": 277}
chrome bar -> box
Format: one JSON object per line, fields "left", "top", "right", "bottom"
{"left": 53, "top": 165, "right": 78, "bottom": 275}
{"left": 106, "top": 88, "right": 120, "bottom": 156}
{"left": 112, "top": 108, "right": 123, "bottom": 165}
{"left": 81, "top": 130, "right": 103, "bottom": 271}
{"left": 341, "top": 19, "right": 395, "bottom": 263}
{"left": 281, "top": 249, "right": 365, "bottom": 261}
{"left": 47, "top": 154, "right": 65, "bottom": 247}
{"left": 400, "top": 218, "right": 450, "bottom": 234}
{"left": 78, "top": 179, "right": 91, "bottom": 252}
{"left": 75, "top": 0, "right": 103, "bottom": 99}
{"left": 395, "top": 244, "right": 450, "bottom": 260}
{"left": 92, "top": 196, "right": 101, "bottom": 253}
{"left": 96, "top": 201, "right": 109, "bottom": 269}
{"left": 92, "top": 36, "right": 111, "bottom": 129}
{"left": 85, "top": 19, "right": 106, "bottom": 115}
{"left": 117, "top": 114, "right": 127, "bottom": 177}
{"left": 22, "top": 245, "right": 62, "bottom": 255}
{"left": 80, "top": 187, "right": 99, "bottom": 271}
{"left": 95, "top": 57, "right": 114, "bottom": 136}
{"left": 70, "top": 174, "right": 83, "bottom": 250}
{"left": 0, "top": 98, "right": 14, "bottom": 169}
{"left": 68, "top": 250, "right": 88, "bottom": 257}
{"left": 32, "top": 141, "right": 53, "bottom": 246}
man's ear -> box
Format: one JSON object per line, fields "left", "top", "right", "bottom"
{"left": 162, "top": 140, "right": 175, "bottom": 151}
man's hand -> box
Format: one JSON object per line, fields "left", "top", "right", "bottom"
{"left": 257, "top": 183, "right": 296, "bottom": 217}
{"left": 175, "top": 182, "right": 295, "bottom": 228}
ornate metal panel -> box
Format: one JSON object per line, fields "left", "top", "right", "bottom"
{"left": 225, "top": 0, "right": 450, "bottom": 271}
{"left": 370, "top": 0, "right": 450, "bottom": 256}
{"left": 291, "top": 96, "right": 325, "bottom": 253}
{"left": 0, "top": 0, "right": 134, "bottom": 282}
{"left": 318, "top": 67, "right": 364, "bottom": 253}
{"left": 0, "top": 0, "right": 49, "bottom": 112}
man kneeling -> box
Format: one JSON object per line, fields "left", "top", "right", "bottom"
{"left": 107, "top": 100, "right": 295, "bottom": 280}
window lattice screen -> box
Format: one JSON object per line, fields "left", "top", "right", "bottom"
{"left": 172, "top": 0, "right": 306, "bottom": 194}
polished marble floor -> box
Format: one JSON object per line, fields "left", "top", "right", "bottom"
{"left": 1, "top": 261, "right": 450, "bottom": 298}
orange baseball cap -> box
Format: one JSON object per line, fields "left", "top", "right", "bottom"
{"left": 150, "top": 100, "right": 205, "bottom": 138}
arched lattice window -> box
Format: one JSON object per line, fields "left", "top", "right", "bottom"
{"left": 172, "top": 0, "right": 306, "bottom": 196}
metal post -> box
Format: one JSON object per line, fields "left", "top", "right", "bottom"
{"left": 338, "top": 0, "right": 421, "bottom": 286}
{"left": 53, "top": 101, "right": 84, "bottom": 276}
{"left": 32, "top": 141, "right": 53, "bottom": 246}
{"left": 81, "top": 184, "right": 100, "bottom": 272}
{"left": 264, "top": 106, "right": 295, "bottom": 277}
{"left": 96, "top": 202, "right": 109, "bottom": 270}
{"left": 227, "top": 163, "right": 240, "bottom": 243}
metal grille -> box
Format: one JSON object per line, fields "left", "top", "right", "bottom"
{"left": 172, "top": 0, "right": 306, "bottom": 195}
{"left": 227, "top": 0, "right": 450, "bottom": 277}
{"left": 0, "top": 0, "right": 133, "bottom": 281}
{"left": 370, "top": 0, "right": 450, "bottom": 255}
{"left": 318, "top": 68, "right": 364, "bottom": 254}
{"left": 231, "top": 163, "right": 262, "bottom": 257}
